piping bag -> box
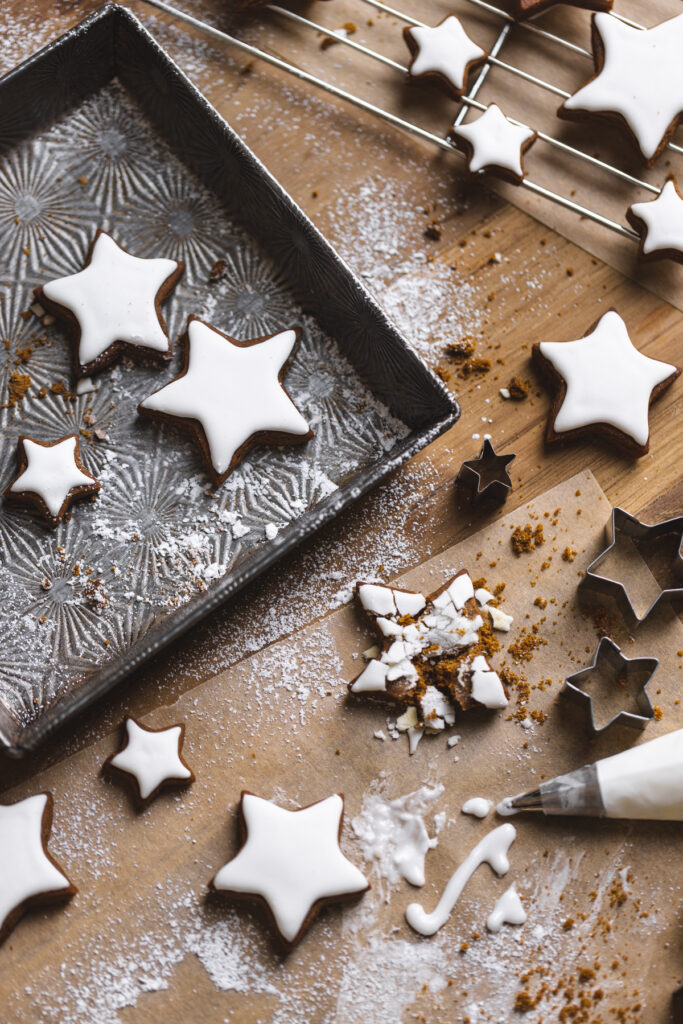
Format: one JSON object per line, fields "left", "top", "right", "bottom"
{"left": 498, "top": 729, "right": 683, "bottom": 821}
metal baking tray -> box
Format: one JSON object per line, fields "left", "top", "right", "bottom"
{"left": 0, "top": 3, "right": 458, "bottom": 755}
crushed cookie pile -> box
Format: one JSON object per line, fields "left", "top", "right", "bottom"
{"left": 511, "top": 522, "right": 545, "bottom": 555}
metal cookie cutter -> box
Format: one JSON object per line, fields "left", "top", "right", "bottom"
{"left": 581, "top": 507, "right": 683, "bottom": 630}
{"left": 561, "top": 636, "right": 658, "bottom": 737}
{"left": 455, "top": 438, "right": 515, "bottom": 505}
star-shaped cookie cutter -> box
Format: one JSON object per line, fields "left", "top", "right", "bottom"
{"left": 455, "top": 438, "right": 515, "bottom": 505}
{"left": 561, "top": 636, "right": 658, "bottom": 736}
{"left": 580, "top": 508, "right": 683, "bottom": 630}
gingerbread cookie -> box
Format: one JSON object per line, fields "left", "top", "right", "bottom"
{"left": 403, "top": 15, "right": 486, "bottom": 102}
{"left": 559, "top": 13, "right": 683, "bottom": 167}
{"left": 36, "top": 231, "right": 184, "bottom": 379}
{"left": 501, "top": 0, "right": 611, "bottom": 20}
{"left": 138, "top": 316, "right": 312, "bottom": 485}
{"left": 0, "top": 793, "right": 76, "bottom": 944}
{"left": 627, "top": 178, "right": 683, "bottom": 265}
{"left": 104, "top": 718, "right": 194, "bottom": 809}
{"left": 210, "top": 792, "right": 369, "bottom": 951}
{"left": 349, "top": 571, "right": 510, "bottom": 748}
{"left": 4, "top": 435, "right": 100, "bottom": 526}
{"left": 532, "top": 309, "right": 679, "bottom": 457}
{"left": 450, "top": 104, "right": 537, "bottom": 185}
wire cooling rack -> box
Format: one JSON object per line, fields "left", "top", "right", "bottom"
{"left": 141, "top": 0, "right": 680, "bottom": 254}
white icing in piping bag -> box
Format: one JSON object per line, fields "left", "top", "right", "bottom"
{"left": 405, "top": 823, "right": 516, "bottom": 936}
{"left": 497, "top": 729, "right": 683, "bottom": 821}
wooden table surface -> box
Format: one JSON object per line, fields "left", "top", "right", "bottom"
{"left": 0, "top": 0, "right": 681, "bottom": 1018}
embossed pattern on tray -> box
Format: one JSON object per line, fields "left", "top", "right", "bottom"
{"left": 0, "top": 81, "right": 410, "bottom": 729}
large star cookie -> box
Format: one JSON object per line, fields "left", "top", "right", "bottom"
{"left": 450, "top": 104, "right": 537, "bottom": 185}
{"left": 4, "top": 435, "right": 100, "bottom": 526}
{"left": 138, "top": 317, "right": 312, "bottom": 485}
{"left": 532, "top": 309, "right": 679, "bottom": 456}
{"left": 559, "top": 13, "right": 683, "bottom": 166}
{"left": 403, "top": 15, "right": 487, "bottom": 101}
{"left": 37, "top": 231, "right": 184, "bottom": 378}
{"left": 0, "top": 793, "right": 76, "bottom": 944}
{"left": 210, "top": 792, "right": 368, "bottom": 950}
{"left": 501, "top": 0, "right": 611, "bottom": 20}
{"left": 104, "top": 718, "right": 194, "bottom": 809}
{"left": 627, "top": 178, "right": 683, "bottom": 265}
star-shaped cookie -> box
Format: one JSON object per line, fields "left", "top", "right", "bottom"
{"left": 627, "top": 178, "right": 683, "bottom": 265}
{"left": 104, "top": 718, "right": 194, "bottom": 809}
{"left": 559, "top": 13, "right": 683, "bottom": 166}
{"left": 403, "top": 15, "right": 487, "bottom": 101}
{"left": 4, "top": 435, "right": 100, "bottom": 525}
{"left": 501, "top": 0, "right": 611, "bottom": 20}
{"left": 37, "top": 231, "right": 184, "bottom": 378}
{"left": 450, "top": 104, "right": 537, "bottom": 185}
{"left": 138, "top": 317, "right": 313, "bottom": 485}
{"left": 0, "top": 793, "right": 76, "bottom": 944}
{"left": 210, "top": 793, "right": 368, "bottom": 950}
{"left": 532, "top": 309, "right": 679, "bottom": 456}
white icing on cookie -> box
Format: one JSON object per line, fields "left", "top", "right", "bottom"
{"left": 463, "top": 655, "right": 509, "bottom": 709}
{"left": 42, "top": 232, "right": 179, "bottom": 368}
{"left": 451, "top": 103, "right": 536, "bottom": 179}
{"left": 0, "top": 794, "right": 72, "bottom": 933}
{"left": 212, "top": 793, "right": 368, "bottom": 945}
{"left": 563, "top": 13, "right": 683, "bottom": 163}
{"left": 486, "top": 883, "right": 527, "bottom": 933}
{"left": 629, "top": 179, "right": 683, "bottom": 258}
{"left": 109, "top": 719, "right": 192, "bottom": 802}
{"left": 462, "top": 797, "right": 493, "bottom": 818}
{"left": 139, "top": 320, "right": 310, "bottom": 479}
{"left": 539, "top": 310, "right": 677, "bottom": 448}
{"left": 406, "top": 16, "right": 485, "bottom": 96}
{"left": 406, "top": 823, "right": 516, "bottom": 936}
{"left": 9, "top": 436, "right": 97, "bottom": 518}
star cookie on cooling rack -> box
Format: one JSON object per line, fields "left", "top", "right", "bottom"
{"left": 403, "top": 15, "right": 487, "bottom": 101}
{"left": 450, "top": 104, "right": 537, "bottom": 185}
{"left": 501, "top": 0, "right": 611, "bottom": 20}
{"left": 627, "top": 178, "right": 683, "bottom": 265}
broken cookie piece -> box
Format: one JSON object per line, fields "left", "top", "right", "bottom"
{"left": 349, "top": 571, "right": 510, "bottom": 751}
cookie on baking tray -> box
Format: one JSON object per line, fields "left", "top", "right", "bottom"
{"left": 0, "top": 793, "right": 76, "bottom": 944}
{"left": 210, "top": 792, "right": 369, "bottom": 951}
{"left": 626, "top": 177, "right": 683, "bottom": 265}
{"left": 35, "top": 230, "right": 184, "bottom": 379}
{"left": 138, "top": 316, "right": 313, "bottom": 486}
{"left": 403, "top": 15, "right": 487, "bottom": 101}
{"left": 532, "top": 309, "right": 679, "bottom": 457}
{"left": 4, "top": 434, "right": 100, "bottom": 526}
{"left": 103, "top": 718, "right": 194, "bottom": 810}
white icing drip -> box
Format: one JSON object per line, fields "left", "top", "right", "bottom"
{"left": 539, "top": 310, "right": 677, "bottom": 447}
{"left": 140, "top": 321, "right": 311, "bottom": 477}
{"left": 42, "top": 232, "right": 178, "bottom": 365}
{"left": 407, "top": 16, "right": 485, "bottom": 95}
{"left": 109, "top": 719, "right": 191, "bottom": 801}
{"left": 405, "top": 823, "right": 517, "bottom": 936}
{"left": 462, "top": 797, "right": 493, "bottom": 818}
{"left": 486, "top": 883, "right": 527, "bottom": 933}
{"left": 212, "top": 794, "right": 368, "bottom": 944}
{"left": 9, "top": 436, "right": 95, "bottom": 517}
{"left": 0, "top": 794, "right": 71, "bottom": 931}
{"left": 630, "top": 179, "right": 683, "bottom": 256}
{"left": 351, "top": 784, "right": 444, "bottom": 887}
{"left": 596, "top": 729, "right": 683, "bottom": 820}
{"left": 468, "top": 655, "right": 508, "bottom": 709}
{"left": 563, "top": 13, "right": 683, "bottom": 162}
{"left": 451, "top": 104, "right": 535, "bottom": 178}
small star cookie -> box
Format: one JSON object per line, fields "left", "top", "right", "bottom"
{"left": 4, "top": 435, "right": 100, "bottom": 526}
{"left": 36, "top": 231, "right": 184, "bottom": 379}
{"left": 559, "top": 13, "right": 683, "bottom": 166}
{"left": 210, "top": 792, "right": 368, "bottom": 950}
{"left": 403, "top": 15, "right": 487, "bottom": 101}
{"left": 104, "top": 718, "right": 194, "bottom": 809}
{"left": 450, "top": 104, "right": 537, "bottom": 185}
{"left": 532, "top": 309, "right": 679, "bottom": 456}
{"left": 627, "top": 178, "right": 683, "bottom": 265}
{"left": 0, "top": 793, "right": 76, "bottom": 944}
{"left": 138, "top": 316, "right": 313, "bottom": 485}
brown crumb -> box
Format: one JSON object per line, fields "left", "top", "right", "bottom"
{"left": 444, "top": 338, "right": 475, "bottom": 359}
{"left": 8, "top": 370, "right": 31, "bottom": 406}
{"left": 208, "top": 259, "right": 228, "bottom": 283}
{"left": 561, "top": 546, "right": 577, "bottom": 563}
{"left": 511, "top": 523, "right": 545, "bottom": 555}
{"left": 507, "top": 376, "right": 529, "bottom": 401}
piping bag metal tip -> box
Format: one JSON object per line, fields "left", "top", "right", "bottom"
{"left": 497, "top": 788, "right": 544, "bottom": 815}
